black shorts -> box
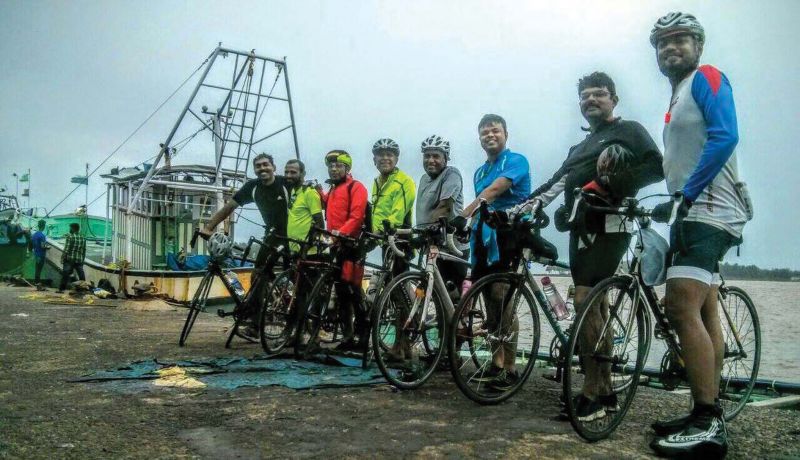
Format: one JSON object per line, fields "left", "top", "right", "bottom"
{"left": 667, "top": 221, "right": 739, "bottom": 285}
{"left": 472, "top": 227, "right": 516, "bottom": 280}
{"left": 569, "top": 232, "right": 631, "bottom": 287}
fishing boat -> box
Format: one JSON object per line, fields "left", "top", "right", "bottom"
{"left": 6, "top": 46, "right": 301, "bottom": 301}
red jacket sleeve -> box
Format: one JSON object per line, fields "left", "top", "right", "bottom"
{"left": 339, "top": 182, "right": 368, "bottom": 236}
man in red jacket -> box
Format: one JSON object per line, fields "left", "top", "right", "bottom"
{"left": 324, "top": 150, "right": 369, "bottom": 349}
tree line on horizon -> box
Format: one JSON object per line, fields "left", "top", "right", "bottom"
{"left": 720, "top": 263, "right": 800, "bottom": 281}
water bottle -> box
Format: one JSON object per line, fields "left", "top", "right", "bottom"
{"left": 224, "top": 270, "right": 245, "bottom": 299}
{"left": 541, "top": 276, "right": 568, "bottom": 320}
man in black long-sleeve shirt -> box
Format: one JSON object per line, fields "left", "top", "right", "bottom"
{"left": 512, "top": 72, "right": 663, "bottom": 421}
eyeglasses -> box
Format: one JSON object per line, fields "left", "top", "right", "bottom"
{"left": 579, "top": 90, "right": 611, "bottom": 101}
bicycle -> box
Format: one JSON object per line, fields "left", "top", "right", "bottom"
{"left": 561, "top": 190, "right": 761, "bottom": 442}
{"left": 178, "top": 228, "right": 283, "bottom": 349}
{"left": 447, "top": 203, "right": 572, "bottom": 404}
{"left": 292, "top": 227, "right": 390, "bottom": 368}
{"left": 370, "top": 217, "right": 469, "bottom": 389}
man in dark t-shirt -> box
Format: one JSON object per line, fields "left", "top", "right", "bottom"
{"left": 202, "top": 153, "right": 288, "bottom": 239}
{"left": 201, "top": 153, "right": 290, "bottom": 337}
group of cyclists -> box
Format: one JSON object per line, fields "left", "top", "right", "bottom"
{"left": 196, "top": 12, "right": 752, "bottom": 458}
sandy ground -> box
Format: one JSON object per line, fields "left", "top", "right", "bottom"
{"left": 1, "top": 284, "right": 798, "bottom": 459}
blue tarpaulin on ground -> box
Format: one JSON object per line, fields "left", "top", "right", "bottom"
{"left": 70, "top": 355, "right": 395, "bottom": 392}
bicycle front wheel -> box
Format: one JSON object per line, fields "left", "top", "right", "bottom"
{"left": 294, "top": 271, "right": 335, "bottom": 360}
{"left": 372, "top": 272, "right": 447, "bottom": 390}
{"left": 718, "top": 285, "right": 761, "bottom": 421}
{"left": 448, "top": 273, "right": 540, "bottom": 405}
{"left": 563, "top": 276, "right": 647, "bottom": 442}
{"left": 258, "top": 268, "right": 297, "bottom": 357}
{"left": 179, "top": 270, "right": 215, "bottom": 346}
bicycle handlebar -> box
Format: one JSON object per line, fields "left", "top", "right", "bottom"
{"left": 569, "top": 188, "right": 685, "bottom": 226}
{"left": 385, "top": 218, "right": 463, "bottom": 259}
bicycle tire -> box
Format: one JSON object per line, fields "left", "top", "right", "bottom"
{"left": 718, "top": 285, "right": 761, "bottom": 421}
{"left": 294, "top": 271, "right": 335, "bottom": 360}
{"left": 447, "top": 273, "right": 540, "bottom": 405}
{"left": 178, "top": 270, "right": 215, "bottom": 346}
{"left": 563, "top": 275, "right": 648, "bottom": 442}
{"left": 371, "top": 271, "right": 447, "bottom": 390}
{"left": 258, "top": 268, "right": 297, "bottom": 357}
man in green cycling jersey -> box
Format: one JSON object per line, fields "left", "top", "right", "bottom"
{"left": 284, "top": 159, "right": 323, "bottom": 253}
{"left": 371, "top": 137, "right": 416, "bottom": 360}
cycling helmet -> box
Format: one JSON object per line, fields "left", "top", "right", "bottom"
{"left": 207, "top": 232, "right": 233, "bottom": 261}
{"left": 372, "top": 138, "right": 400, "bottom": 155}
{"left": 420, "top": 135, "right": 450, "bottom": 159}
{"left": 325, "top": 150, "right": 352, "bottom": 168}
{"left": 597, "top": 144, "right": 636, "bottom": 196}
{"left": 650, "top": 12, "right": 705, "bottom": 47}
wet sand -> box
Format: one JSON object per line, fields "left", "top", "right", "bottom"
{"left": 1, "top": 285, "right": 798, "bottom": 459}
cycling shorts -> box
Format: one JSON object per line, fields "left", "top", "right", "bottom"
{"left": 667, "top": 221, "right": 739, "bottom": 286}
{"left": 569, "top": 232, "right": 631, "bottom": 287}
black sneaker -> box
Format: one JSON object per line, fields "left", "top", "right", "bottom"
{"left": 650, "top": 412, "right": 728, "bottom": 458}
{"left": 599, "top": 393, "right": 620, "bottom": 413}
{"left": 488, "top": 369, "right": 520, "bottom": 392}
{"left": 574, "top": 394, "right": 606, "bottom": 422}
{"left": 651, "top": 411, "right": 697, "bottom": 437}
{"left": 471, "top": 365, "right": 504, "bottom": 383}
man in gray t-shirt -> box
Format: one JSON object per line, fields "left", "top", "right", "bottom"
{"left": 416, "top": 135, "right": 470, "bottom": 293}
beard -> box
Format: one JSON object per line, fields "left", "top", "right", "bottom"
{"left": 658, "top": 53, "right": 700, "bottom": 81}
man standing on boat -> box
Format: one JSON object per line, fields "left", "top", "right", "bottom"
{"left": 648, "top": 12, "right": 751, "bottom": 458}
{"left": 322, "top": 150, "right": 368, "bottom": 350}
{"left": 31, "top": 219, "right": 48, "bottom": 290}
{"left": 57, "top": 223, "right": 86, "bottom": 293}
{"left": 201, "top": 153, "right": 290, "bottom": 338}
{"left": 510, "top": 72, "right": 663, "bottom": 420}
{"left": 452, "top": 114, "right": 531, "bottom": 390}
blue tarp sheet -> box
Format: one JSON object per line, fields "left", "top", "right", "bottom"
{"left": 70, "top": 355, "right": 396, "bottom": 392}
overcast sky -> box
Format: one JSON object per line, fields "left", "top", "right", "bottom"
{"left": 1, "top": 0, "right": 798, "bottom": 269}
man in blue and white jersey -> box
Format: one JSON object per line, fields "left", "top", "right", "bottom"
{"left": 648, "top": 12, "right": 753, "bottom": 458}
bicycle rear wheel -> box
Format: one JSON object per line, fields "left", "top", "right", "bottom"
{"left": 448, "top": 273, "right": 540, "bottom": 405}
{"left": 258, "top": 268, "right": 297, "bottom": 357}
{"left": 563, "top": 276, "right": 647, "bottom": 442}
{"left": 179, "top": 270, "right": 215, "bottom": 346}
{"left": 718, "top": 285, "right": 761, "bottom": 421}
{"left": 372, "top": 272, "right": 446, "bottom": 390}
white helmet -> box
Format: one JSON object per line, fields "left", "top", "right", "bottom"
{"left": 372, "top": 138, "right": 400, "bottom": 155}
{"left": 650, "top": 12, "right": 705, "bottom": 47}
{"left": 207, "top": 232, "right": 233, "bottom": 261}
{"left": 421, "top": 135, "right": 450, "bottom": 159}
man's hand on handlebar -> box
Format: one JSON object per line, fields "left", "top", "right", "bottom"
{"left": 508, "top": 198, "right": 541, "bottom": 219}
{"left": 652, "top": 194, "right": 690, "bottom": 224}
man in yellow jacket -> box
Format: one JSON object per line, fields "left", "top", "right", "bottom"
{"left": 371, "top": 137, "right": 416, "bottom": 360}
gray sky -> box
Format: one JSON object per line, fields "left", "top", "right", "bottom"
{"left": 1, "top": 0, "right": 798, "bottom": 269}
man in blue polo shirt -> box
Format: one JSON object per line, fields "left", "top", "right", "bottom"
{"left": 456, "top": 113, "right": 531, "bottom": 390}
